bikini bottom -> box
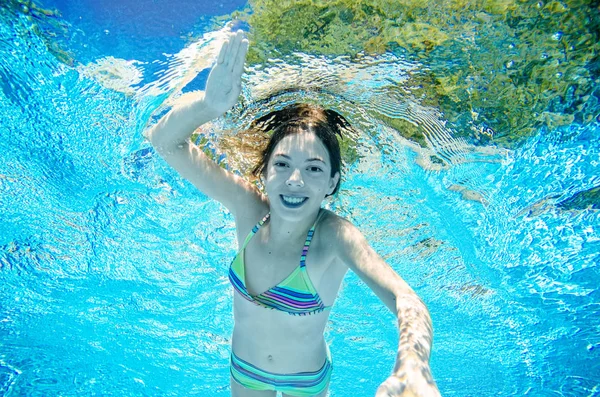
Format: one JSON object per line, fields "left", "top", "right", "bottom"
{"left": 230, "top": 347, "right": 332, "bottom": 397}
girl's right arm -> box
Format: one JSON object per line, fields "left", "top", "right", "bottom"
{"left": 146, "top": 31, "right": 262, "bottom": 218}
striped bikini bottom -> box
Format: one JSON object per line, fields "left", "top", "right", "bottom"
{"left": 230, "top": 347, "right": 332, "bottom": 397}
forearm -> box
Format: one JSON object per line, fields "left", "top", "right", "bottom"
{"left": 393, "top": 293, "right": 435, "bottom": 381}
{"left": 373, "top": 293, "right": 439, "bottom": 396}
{"left": 146, "top": 93, "right": 221, "bottom": 152}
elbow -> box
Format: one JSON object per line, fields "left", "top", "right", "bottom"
{"left": 147, "top": 128, "right": 187, "bottom": 155}
{"left": 145, "top": 125, "right": 164, "bottom": 149}
{"left": 394, "top": 292, "right": 432, "bottom": 323}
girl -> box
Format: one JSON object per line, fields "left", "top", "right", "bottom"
{"left": 147, "top": 30, "right": 441, "bottom": 397}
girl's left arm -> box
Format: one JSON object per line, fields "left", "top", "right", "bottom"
{"left": 333, "top": 218, "right": 442, "bottom": 397}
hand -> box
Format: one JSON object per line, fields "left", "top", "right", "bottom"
{"left": 204, "top": 30, "right": 249, "bottom": 117}
{"left": 375, "top": 366, "right": 441, "bottom": 397}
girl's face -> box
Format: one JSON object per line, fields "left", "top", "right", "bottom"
{"left": 264, "top": 132, "right": 339, "bottom": 220}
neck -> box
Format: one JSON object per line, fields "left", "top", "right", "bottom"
{"left": 266, "top": 209, "right": 321, "bottom": 245}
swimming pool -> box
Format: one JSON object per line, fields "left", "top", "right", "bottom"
{"left": 1, "top": 0, "right": 599, "bottom": 396}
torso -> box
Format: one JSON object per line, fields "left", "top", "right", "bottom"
{"left": 230, "top": 205, "right": 348, "bottom": 373}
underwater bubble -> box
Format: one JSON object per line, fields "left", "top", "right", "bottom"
{"left": 552, "top": 32, "right": 563, "bottom": 41}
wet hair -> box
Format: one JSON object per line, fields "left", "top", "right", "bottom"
{"left": 251, "top": 103, "right": 351, "bottom": 197}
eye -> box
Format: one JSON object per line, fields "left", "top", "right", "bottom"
{"left": 308, "top": 165, "right": 323, "bottom": 172}
{"left": 274, "top": 161, "right": 288, "bottom": 168}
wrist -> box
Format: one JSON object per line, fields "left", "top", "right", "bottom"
{"left": 192, "top": 95, "right": 223, "bottom": 121}
{"left": 395, "top": 356, "right": 420, "bottom": 373}
{"left": 393, "top": 359, "right": 434, "bottom": 385}
{"left": 394, "top": 350, "right": 428, "bottom": 368}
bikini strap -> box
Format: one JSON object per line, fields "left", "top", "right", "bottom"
{"left": 241, "top": 212, "right": 270, "bottom": 248}
{"left": 300, "top": 208, "right": 323, "bottom": 268}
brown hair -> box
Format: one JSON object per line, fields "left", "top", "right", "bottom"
{"left": 250, "top": 103, "right": 352, "bottom": 197}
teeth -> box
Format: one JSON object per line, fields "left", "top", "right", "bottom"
{"left": 282, "top": 195, "right": 306, "bottom": 204}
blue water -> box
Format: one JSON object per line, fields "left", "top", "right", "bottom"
{"left": 1, "top": 1, "right": 599, "bottom": 396}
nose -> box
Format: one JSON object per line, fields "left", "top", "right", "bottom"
{"left": 286, "top": 168, "right": 304, "bottom": 188}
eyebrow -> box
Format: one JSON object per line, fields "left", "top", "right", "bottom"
{"left": 273, "top": 153, "right": 327, "bottom": 164}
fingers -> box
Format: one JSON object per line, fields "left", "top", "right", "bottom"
{"left": 219, "top": 30, "right": 245, "bottom": 67}
{"left": 232, "top": 38, "right": 249, "bottom": 78}
{"left": 217, "top": 39, "right": 228, "bottom": 64}
{"left": 227, "top": 30, "right": 244, "bottom": 69}
{"left": 218, "top": 31, "right": 237, "bottom": 65}
{"left": 216, "top": 30, "right": 248, "bottom": 80}
{"left": 223, "top": 34, "right": 234, "bottom": 65}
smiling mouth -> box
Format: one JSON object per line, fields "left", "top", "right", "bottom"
{"left": 280, "top": 195, "right": 308, "bottom": 208}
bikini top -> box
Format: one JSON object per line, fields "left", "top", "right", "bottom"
{"left": 228, "top": 211, "right": 332, "bottom": 316}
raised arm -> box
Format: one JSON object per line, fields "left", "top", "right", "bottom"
{"left": 145, "top": 30, "right": 262, "bottom": 217}
{"left": 333, "top": 217, "right": 441, "bottom": 397}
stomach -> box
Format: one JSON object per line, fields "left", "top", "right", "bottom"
{"left": 231, "top": 293, "right": 331, "bottom": 373}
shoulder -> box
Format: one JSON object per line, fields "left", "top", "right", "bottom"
{"left": 318, "top": 209, "right": 367, "bottom": 254}
{"left": 319, "top": 209, "right": 351, "bottom": 232}
{"left": 233, "top": 195, "right": 270, "bottom": 243}
{"left": 317, "top": 209, "right": 383, "bottom": 274}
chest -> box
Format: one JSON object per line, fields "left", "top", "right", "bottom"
{"left": 242, "top": 234, "right": 328, "bottom": 297}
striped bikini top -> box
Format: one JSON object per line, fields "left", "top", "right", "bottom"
{"left": 228, "top": 211, "right": 331, "bottom": 316}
